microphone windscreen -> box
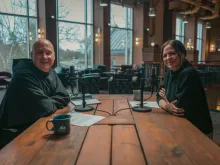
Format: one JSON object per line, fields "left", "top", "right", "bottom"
{"left": 151, "top": 67, "right": 157, "bottom": 85}
{"left": 159, "top": 77, "right": 165, "bottom": 89}
{"left": 70, "top": 66, "right": 75, "bottom": 75}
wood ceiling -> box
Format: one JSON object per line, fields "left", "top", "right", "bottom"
{"left": 169, "top": 0, "right": 220, "bottom": 20}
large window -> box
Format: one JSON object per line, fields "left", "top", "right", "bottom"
{"left": 57, "top": 0, "right": 93, "bottom": 69}
{"left": 175, "top": 18, "right": 185, "bottom": 44}
{"left": 197, "top": 23, "right": 203, "bottom": 62}
{"left": 0, "top": 0, "right": 38, "bottom": 72}
{"left": 110, "top": 4, "right": 133, "bottom": 67}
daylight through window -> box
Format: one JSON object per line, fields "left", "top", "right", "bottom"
{"left": 110, "top": 4, "right": 133, "bottom": 67}
{"left": 0, "top": 0, "right": 38, "bottom": 72}
{"left": 57, "top": 0, "right": 93, "bottom": 70}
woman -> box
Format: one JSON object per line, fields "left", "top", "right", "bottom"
{"left": 157, "top": 40, "right": 213, "bottom": 139}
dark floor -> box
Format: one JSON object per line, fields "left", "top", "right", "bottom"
{"left": 0, "top": 86, "right": 220, "bottom": 144}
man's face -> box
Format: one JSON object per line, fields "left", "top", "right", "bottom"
{"left": 31, "top": 40, "right": 55, "bottom": 72}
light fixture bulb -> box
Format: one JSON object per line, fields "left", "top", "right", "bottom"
{"left": 100, "top": 0, "right": 108, "bottom": 6}
{"left": 183, "top": 18, "right": 188, "bottom": 24}
{"left": 206, "top": 22, "right": 211, "bottom": 29}
{"left": 149, "top": 8, "right": 156, "bottom": 17}
{"left": 38, "top": 34, "right": 41, "bottom": 39}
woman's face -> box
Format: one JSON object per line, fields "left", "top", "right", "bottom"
{"left": 162, "top": 44, "right": 182, "bottom": 71}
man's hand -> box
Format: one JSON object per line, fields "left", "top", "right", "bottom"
{"left": 165, "top": 100, "right": 185, "bottom": 117}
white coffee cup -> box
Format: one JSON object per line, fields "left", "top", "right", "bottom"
{"left": 133, "top": 90, "right": 141, "bottom": 101}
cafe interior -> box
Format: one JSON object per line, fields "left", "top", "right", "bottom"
{"left": 1, "top": 0, "right": 220, "bottom": 148}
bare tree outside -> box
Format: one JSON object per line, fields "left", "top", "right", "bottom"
{"left": 110, "top": 4, "right": 133, "bottom": 66}
{"left": 0, "top": 0, "right": 93, "bottom": 71}
{"left": 0, "top": 0, "right": 37, "bottom": 72}
{"left": 57, "top": 0, "right": 93, "bottom": 70}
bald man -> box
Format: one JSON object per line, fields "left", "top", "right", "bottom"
{"left": 0, "top": 39, "right": 70, "bottom": 148}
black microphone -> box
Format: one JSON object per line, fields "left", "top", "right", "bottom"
{"left": 132, "top": 78, "right": 152, "bottom": 112}
{"left": 70, "top": 66, "right": 75, "bottom": 76}
{"left": 69, "top": 66, "right": 77, "bottom": 95}
{"left": 159, "top": 76, "right": 165, "bottom": 89}
{"left": 151, "top": 67, "right": 157, "bottom": 94}
{"left": 74, "top": 77, "right": 94, "bottom": 112}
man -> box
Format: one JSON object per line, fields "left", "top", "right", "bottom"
{"left": 0, "top": 39, "right": 70, "bottom": 148}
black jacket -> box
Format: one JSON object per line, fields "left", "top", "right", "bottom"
{"left": 157, "top": 60, "right": 213, "bottom": 134}
{"left": 0, "top": 59, "right": 70, "bottom": 129}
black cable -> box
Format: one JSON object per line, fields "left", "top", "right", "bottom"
{"left": 114, "top": 85, "right": 154, "bottom": 115}
{"left": 96, "top": 110, "right": 112, "bottom": 116}
{"left": 143, "top": 82, "right": 155, "bottom": 101}
{"left": 93, "top": 104, "right": 99, "bottom": 115}
{"left": 114, "top": 108, "right": 132, "bottom": 116}
{"left": 144, "top": 92, "right": 153, "bottom": 101}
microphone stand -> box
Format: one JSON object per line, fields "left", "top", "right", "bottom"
{"left": 74, "top": 78, "right": 94, "bottom": 112}
{"left": 69, "top": 66, "right": 78, "bottom": 98}
{"left": 132, "top": 78, "right": 152, "bottom": 112}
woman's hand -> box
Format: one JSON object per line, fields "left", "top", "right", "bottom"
{"left": 165, "top": 100, "right": 185, "bottom": 117}
{"left": 159, "top": 88, "right": 184, "bottom": 117}
{"left": 159, "top": 88, "right": 169, "bottom": 103}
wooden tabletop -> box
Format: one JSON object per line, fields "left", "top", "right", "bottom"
{"left": 0, "top": 94, "right": 220, "bottom": 165}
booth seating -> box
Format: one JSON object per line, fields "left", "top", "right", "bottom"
{"left": 78, "top": 75, "right": 101, "bottom": 94}
{"left": 108, "top": 73, "right": 133, "bottom": 94}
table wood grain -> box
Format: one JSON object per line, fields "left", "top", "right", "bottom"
{"left": 0, "top": 94, "right": 220, "bottom": 165}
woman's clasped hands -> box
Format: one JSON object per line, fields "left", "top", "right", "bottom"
{"left": 159, "top": 88, "right": 184, "bottom": 117}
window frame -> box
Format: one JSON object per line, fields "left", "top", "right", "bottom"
{"left": 0, "top": 0, "right": 38, "bottom": 71}
{"left": 175, "top": 17, "right": 185, "bottom": 44}
{"left": 56, "top": 0, "right": 94, "bottom": 69}
{"left": 110, "top": 3, "right": 133, "bottom": 67}
{"left": 197, "top": 22, "right": 203, "bottom": 62}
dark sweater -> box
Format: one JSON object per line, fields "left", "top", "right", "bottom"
{"left": 0, "top": 59, "right": 70, "bottom": 129}
{"left": 157, "top": 60, "right": 213, "bottom": 134}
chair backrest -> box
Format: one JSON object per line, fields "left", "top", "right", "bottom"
{"left": 78, "top": 76, "right": 101, "bottom": 94}
{"left": 125, "top": 69, "right": 135, "bottom": 75}
{"left": 113, "top": 73, "right": 132, "bottom": 81}
{"left": 0, "top": 71, "right": 12, "bottom": 78}
{"left": 121, "top": 65, "right": 132, "bottom": 73}
{"left": 90, "top": 68, "right": 101, "bottom": 74}
{"left": 96, "top": 65, "right": 107, "bottom": 73}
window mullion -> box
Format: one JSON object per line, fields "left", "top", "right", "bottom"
{"left": 27, "top": 0, "right": 31, "bottom": 57}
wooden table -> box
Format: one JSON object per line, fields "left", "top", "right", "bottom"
{"left": 1, "top": 95, "right": 220, "bottom": 165}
